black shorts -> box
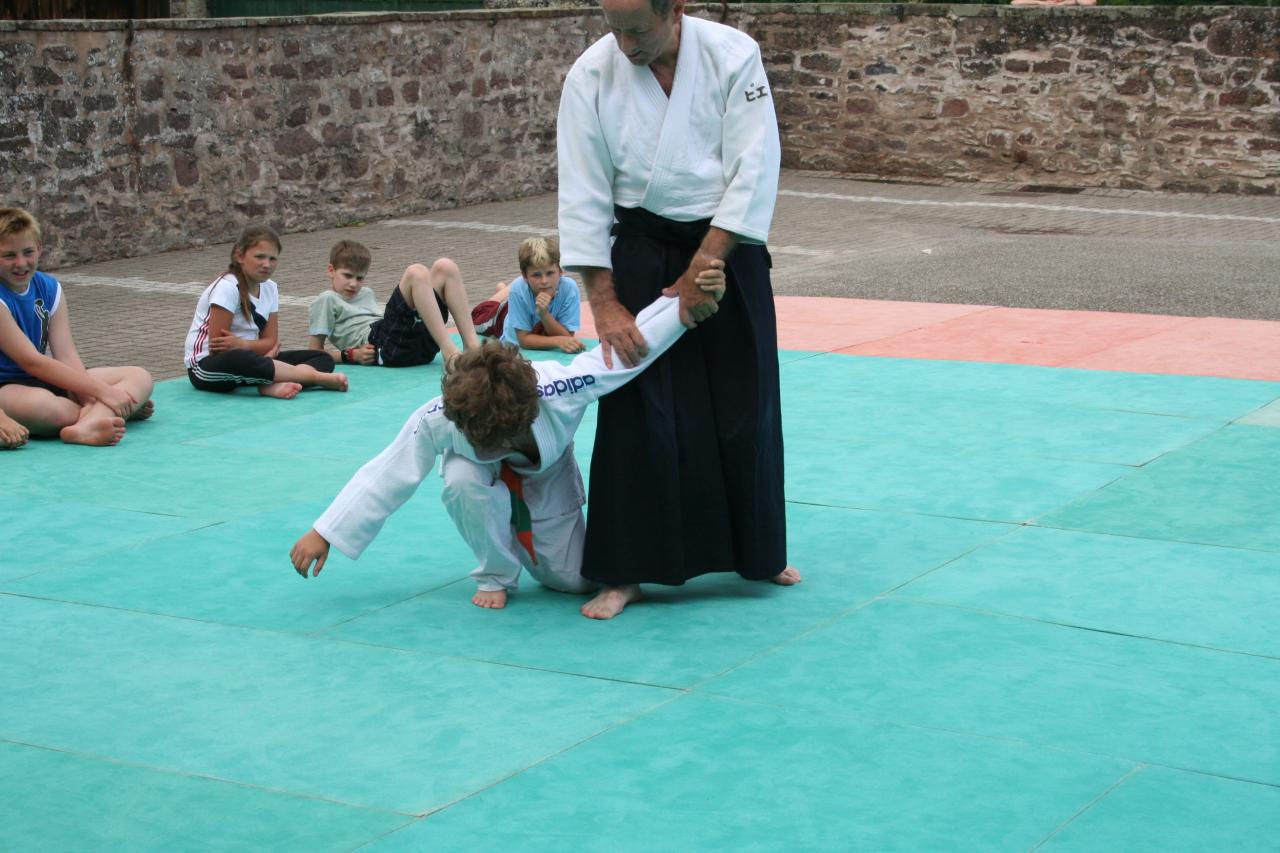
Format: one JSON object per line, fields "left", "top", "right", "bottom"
{"left": 0, "top": 376, "right": 70, "bottom": 397}
{"left": 367, "top": 288, "right": 447, "bottom": 367}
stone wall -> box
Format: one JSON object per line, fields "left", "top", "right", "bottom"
{"left": 2, "top": 5, "right": 1277, "bottom": 268}
{"left": 1, "top": 10, "right": 605, "bottom": 267}
{"left": 741, "top": 4, "right": 1279, "bottom": 195}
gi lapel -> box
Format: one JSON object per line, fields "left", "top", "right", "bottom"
{"left": 639, "top": 16, "right": 700, "bottom": 212}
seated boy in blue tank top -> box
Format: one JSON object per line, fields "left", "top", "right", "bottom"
{"left": 0, "top": 208, "right": 155, "bottom": 447}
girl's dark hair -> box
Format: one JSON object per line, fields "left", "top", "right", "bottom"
{"left": 228, "top": 224, "right": 282, "bottom": 322}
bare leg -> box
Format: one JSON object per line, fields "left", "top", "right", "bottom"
{"left": 0, "top": 383, "right": 125, "bottom": 447}
{"left": 398, "top": 259, "right": 480, "bottom": 364}
{"left": 489, "top": 281, "right": 511, "bottom": 303}
{"left": 88, "top": 366, "right": 155, "bottom": 421}
{"left": 270, "top": 360, "right": 348, "bottom": 393}
{"left": 472, "top": 589, "right": 508, "bottom": 609}
{"left": 581, "top": 584, "right": 642, "bottom": 620}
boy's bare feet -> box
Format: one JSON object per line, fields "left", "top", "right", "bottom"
{"left": 472, "top": 589, "right": 508, "bottom": 609}
{"left": 60, "top": 416, "right": 126, "bottom": 446}
{"left": 0, "top": 422, "right": 28, "bottom": 449}
{"left": 259, "top": 382, "right": 303, "bottom": 399}
{"left": 770, "top": 566, "right": 802, "bottom": 585}
{"left": 581, "top": 584, "right": 641, "bottom": 620}
{"left": 129, "top": 400, "right": 156, "bottom": 421}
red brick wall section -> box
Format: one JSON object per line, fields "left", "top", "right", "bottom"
{"left": 1, "top": 5, "right": 1276, "bottom": 268}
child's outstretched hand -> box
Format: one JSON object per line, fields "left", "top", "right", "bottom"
{"left": 696, "top": 259, "right": 726, "bottom": 302}
{"left": 290, "top": 528, "right": 331, "bottom": 578}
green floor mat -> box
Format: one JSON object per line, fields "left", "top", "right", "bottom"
{"left": 5, "top": 350, "right": 1279, "bottom": 848}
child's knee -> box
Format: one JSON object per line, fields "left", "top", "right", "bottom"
{"left": 125, "top": 366, "right": 155, "bottom": 394}
{"left": 41, "top": 398, "right": 81, "bottom": 429}
{"left": 441, "top": 474, "right": 488, "bottom": 509}
{"left": 402, "top": 263, "right": 431, "bottom": 284}
{"left": 431, "top": 257, "right": 460, "bottom": 282}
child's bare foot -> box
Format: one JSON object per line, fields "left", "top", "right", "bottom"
{"left": 0, "top": 414, "right": 28, "bottom": 448}
{"left": 581, "top": 584, "right": 641, "bottom": 620}
{"left": 769, "top": 566, "right": 802, "bottom": 586}
{"left": 60, "top": 416, "right": 126, "bottom": 446}
{"left": 129, "top": 400, "right": 156, "bottom": 421}
{"left": 259, "top": 382, "right": 303, "bottom": 399}
{"left": 472, "top": 589, "right": 508, "bottom": 609}
{"left": 317, "top": 372, "right": 348, "bottom": 392}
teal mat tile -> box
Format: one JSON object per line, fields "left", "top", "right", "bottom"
{"left": 1041, "top": 424, "right": 1280, "bottom": 552}
{"left": 706, "top": 599, "right": 1280, "bottom": 784}
{"left": 782, "top": 395, "right": 1225, "bottom": 467}
{"left": 328, "top": 504, "right": 1011, "bottom": 686}
{"left": 1237, "top": 398, "right": 1280, "bottom": 427}
{"left": 7, "top": 496, "right": 476, "bottom": 633}
{"left": 364, "top": 694, "right": 1133, "bottom": 852}
{"left": 0, "top": 595, "right": 672, "bottom": 814}
{"left": 894, "top": 526, "right": 1280, "bottom": 657}
{"left": 184, "top": 393, "right": 436, "bottom": 464}
{"left": 0, "top": 742, "right": 411, "bottom": 852}
{"left": 1042, "top": 766, "right": 1280, "bottom": 852}
{"left": 785, "top": 437, "right": 1125, "bottom": 522}
{"left": 0, "top": 499, "right": 211, "bottom": 582}
{"left": 781, "top": 354, "right": 1280, "bottom": 420}
{"left": 17, "top": 442, "right": 356, "bottom": 520}
{"left": 141, "top": 368, "right": 442, "bottom": 444}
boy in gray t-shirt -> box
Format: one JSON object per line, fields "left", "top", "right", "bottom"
{"left": 308, "top": 240, "right": 480, "bottom": 368}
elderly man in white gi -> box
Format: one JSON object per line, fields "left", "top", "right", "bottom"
{"left": 557, "top": 0, "right": 801, "bottom": 619}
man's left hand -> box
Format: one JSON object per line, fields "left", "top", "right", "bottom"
{"left": 664, "top": 258, "right": 726, "bottom": 329}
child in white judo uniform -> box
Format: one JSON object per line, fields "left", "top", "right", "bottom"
{"left": 289, "top": 268, "right": 724, "bottom": 609}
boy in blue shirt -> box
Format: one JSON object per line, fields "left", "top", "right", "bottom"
{"left": 472, "top": 237, "right": 586, "bottom": 354}
{"left": 0, "top": 207, "right": 155, "bottom": 447}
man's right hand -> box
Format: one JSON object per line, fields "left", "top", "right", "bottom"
{"left": 592, "top": 298, "right": 648, "bottom": 369}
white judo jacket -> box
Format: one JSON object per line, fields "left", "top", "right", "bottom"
{"left": 313, "top": 295, "right": 687, "bottom": 560}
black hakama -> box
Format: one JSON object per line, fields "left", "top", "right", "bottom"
{"left": 580, "top": 205, "right": 787, "bottom": 586}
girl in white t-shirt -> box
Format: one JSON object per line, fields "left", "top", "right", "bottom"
{"left": 184, "top": 225, "right": 347, "bottom": 397}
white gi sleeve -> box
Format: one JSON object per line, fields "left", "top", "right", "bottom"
{"left": 553, "top": 295, "right": 685, "bottom": 412}
{"left": 313, "top": 403, "right": 444, "bottom": 559}
{"left": 711, "top": 44, "right": 781, "bottom": 244}
{"left": 557, "top": 61, "right": 618, "bottom": 271}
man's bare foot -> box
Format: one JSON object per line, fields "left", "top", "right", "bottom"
{"left": 317, "top": 372, "right": 349, "bottom": 392}
{"left": 259, "top": 382, "right": 303, "bottom": 399}
{"left": 60, "top": 416, "right": 126, "bottom": 446}
{"left": 472, "top": 589, "right": 508, "bottom": 609}
{"left": 581, "top": 584, "right": 641, "bottom": 620}
{"left": 129, "top": 399, "right": 156, "bottom": 421}
{"left": 770, "top": 565, "right": 802, "bottom": 586}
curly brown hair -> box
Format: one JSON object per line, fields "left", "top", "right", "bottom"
{"left": 442, "top": 341, "right": 539, "bottom": 450}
